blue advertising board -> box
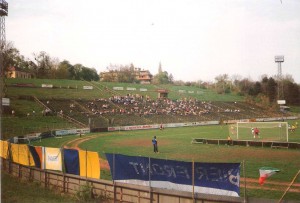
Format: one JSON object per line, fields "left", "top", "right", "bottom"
{"left": 106, "top": 153, "right": 240, "bottom": 196}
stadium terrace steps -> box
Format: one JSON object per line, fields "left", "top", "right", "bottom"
{"left": 37, "top": 98, "right": 286, "bottom": 127}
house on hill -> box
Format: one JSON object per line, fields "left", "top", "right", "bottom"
{"left": 100, "top": 68, "right": 153, "bottom": 84}
{"left": 134, "top": 68, "right": 152, "bottom": 84}
{"left": 5, "top": 66, "right": 34, "bottom": 79}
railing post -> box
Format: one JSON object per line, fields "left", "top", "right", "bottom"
{"left": 29, "top": 167, "right": 32, "bottom": 182}
{"left": 63, "top": 174, "right": 66, "bottom": 193}
{"left": 243, "top": 160, "right": 247, "bottom": 203}
{"left": 149, "top": 157, "right": 153, "bottom": 203}
{"left": 113, "top": 153, "right": 116, "bottom": 202}
{"left": 8, "top": 159, "right": 11, "bottom": 174}
{"left": 18, "top": 164, "right": 21, "bottom": 178}
{"left": 45, "top": 171, "right": 47, "bottom": 188}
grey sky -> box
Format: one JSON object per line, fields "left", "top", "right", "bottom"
{"left": 6, "top": 0, "right": 300, "bottom": 83}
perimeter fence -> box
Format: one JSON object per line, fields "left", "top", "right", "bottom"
{"left": 1, "top": 158, "right": 245, "bottom": 203}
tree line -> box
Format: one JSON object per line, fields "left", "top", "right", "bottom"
{"left": 2, "top": 42, "right": 99, "bottom": 81}
{"left": 1, "top": 41, "right": 299, "bottom": 106}
{"left": 184, "top": 74, "right": 300, "bottom": 106}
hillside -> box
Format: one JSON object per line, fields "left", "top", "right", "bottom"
{"left": 2, "top": 78, "right": 287, "bottom": 139}
{"left": 4, "top": 78, "right": 243, "bottom": 101}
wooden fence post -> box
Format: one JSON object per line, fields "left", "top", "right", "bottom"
{"left": 63, "top": 174, "right": 66, "bottom": 193}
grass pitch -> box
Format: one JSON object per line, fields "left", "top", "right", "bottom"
{"left": 35, "top": 122, "right": 300, "bottom": 200}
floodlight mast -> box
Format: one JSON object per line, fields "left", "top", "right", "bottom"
{"left": 0, "top": 0, "right": 8, "bottom": 42}
{"left": 0, "top": 0, "right": 8, "bottom": 114}
{"left": 275, "top": 55, "right": 284, "bottom": 100}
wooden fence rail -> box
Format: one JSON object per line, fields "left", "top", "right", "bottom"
{"left": 2, "top": 158, "right": 288, "bottom": 203}
{"left": 5, "top": 158, "right": 295, "bottom": 203}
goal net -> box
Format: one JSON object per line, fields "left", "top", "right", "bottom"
{"left": 229, "top": 122, "right": 289, "bottom": 142}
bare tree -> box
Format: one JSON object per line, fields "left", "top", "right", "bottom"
{"left": 33, "top": 51, "right": 53, "bottom": 78}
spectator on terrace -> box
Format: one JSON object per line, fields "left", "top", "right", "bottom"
{"left": 44, "top": 108, "right": 51, "bottom": 116}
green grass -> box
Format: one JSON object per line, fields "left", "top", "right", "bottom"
{"left": 290, "top": 105, "right": 300, "bottom": 114}
{"left": 2, "top": 98, "right": 77, "bottom": 139}
{"left": 7, "top": 86, "right": 103, "bottom": 100}
{"left": 3, "top": 78, "right": 300, "bottom": 201}
{"left": 1, "top": 171, "right": 75, "bottom": 203}
{"left": 6, "top": 78, "right": 105, "bottom": 100}
{"left": 32, "top": 122, "right": 300, "bottom": 201}
{"left": 160, "top": 84, "right": 244, "bottom": 101}
{"left": 6, "top": 78, "right": 88, "bottom": 88}
{"left": 6, "top": 78, "right": 244, "bottom": 101}
{"left": 230, "top": 122, "right": 293, "bottom": 142}
{"left": 2, "top": 116, "right": 75, "bottom": 140}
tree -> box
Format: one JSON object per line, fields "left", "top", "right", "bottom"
{"left": 214, "top": 74, "right": 230, "bottom": 94}
{"left": 49, "top": 57, "right": 60, "bottom": 79}
{"left": 153, "top": 71, "right": 170, "bottom": 84}
{"left": 73, "top": 64, "right": 83, "bottom": 80}
{"left": 100, "top": 63, "right": 146, "bottom": 83}
{"left": 100, "top": 69, "right": 116, "bottom": 82}
{"left": 237, "top": 78, "right": 253, "bottom": 95}
{"left": 152, "top": 62, "right": 173, "bottom": 84}
{"left": 33, "top": 51, "right": 53, "bottom": 78}
{"left": 248, "top": 82, "right": 262, "bottom": 96}
{"left": 169, "top": 73, "right": 174, "bottom": 84}
{"left": 117, "top": 65, "right": 136, "bottom": 83}
{"left": 283, "top": 80, "right": 300, "bottom": 105}
{"left": 80, "top": 67, "right": 99, "bottom": 81}
{"left": 1, "top": 41, "right": 21, "bottom": 72}
{"left": 260, "top": 76, "right": 269, "bottom": 95}
{"left": 266, "top": 77, "right": 277, "bottom": 103}
{"left": 56, "top": 60, "right": 72, "bottom": 79}
{"left": 231, "top": 74, "right": 243, "bottom": 87}
{"left": 0, "top": 41, "right": 20, "bottom": 97}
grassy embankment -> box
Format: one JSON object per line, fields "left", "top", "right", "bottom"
{"left": 2, "top": 78, "right": 299, "bottom": 201}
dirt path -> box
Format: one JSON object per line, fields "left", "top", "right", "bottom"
{"left": 242, "top": 178, "right": 300, "bottom": 193}
{"left": 64, "top": 135, "right": 300, "bottom": 193}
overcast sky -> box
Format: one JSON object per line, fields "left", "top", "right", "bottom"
{"left": 6, "top": 0, "right": 300, "bottom": 83}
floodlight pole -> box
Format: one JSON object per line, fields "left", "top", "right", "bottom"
{"left": 0, "top": 0, "right": 8, "bottom": 141}
{"left": 277, "top": 62, "right": 283, "bottom": 99}
{"left": 275, "top": 56, "right": 284, "bottom": 100}
{"left": 0, "top": 0, "right": 8, "bottom": 42}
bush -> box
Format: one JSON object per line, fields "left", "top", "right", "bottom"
{"left": 75, "top": 183, "right": 111, "bottom": 202}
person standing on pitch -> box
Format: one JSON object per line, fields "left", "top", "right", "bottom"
{"left": 152, "top": 136, "right": 158, "bottom": 153}
{"left": 254, "top": 127, "right": 260, "bottom": 138}
{"left": 227, "top": 135, "right": 232, "bottom": 146}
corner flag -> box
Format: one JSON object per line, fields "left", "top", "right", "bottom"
{"left": 259, "top": 167, "right": 280, "bottom": 185}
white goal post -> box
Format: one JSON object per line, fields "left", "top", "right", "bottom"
{"left": 229, "top": 122, "right": 289, "bottom": 142}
